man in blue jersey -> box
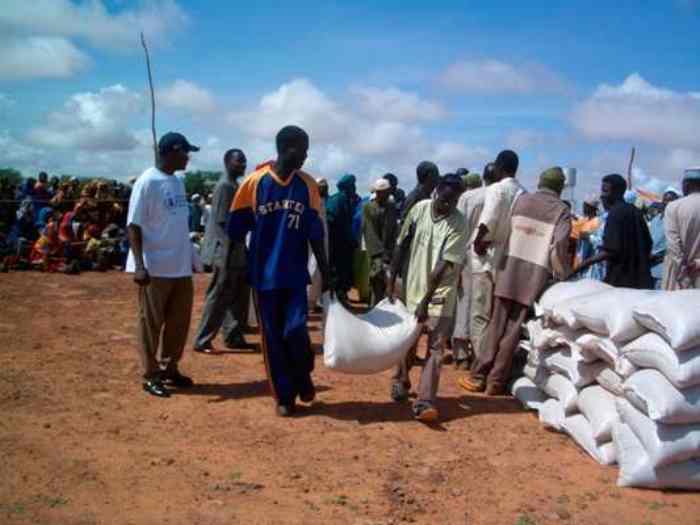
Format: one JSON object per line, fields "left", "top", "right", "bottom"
{"left": 227, "top": 125, "right": 330, "bottom": 417}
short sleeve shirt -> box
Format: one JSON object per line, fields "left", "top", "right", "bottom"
{"left": 227, "top": 165, "right": 323, "bottom": 291}
{"left": 125, "top": 167, "right": 192, "bottom": 278}
{"left": 397, "top": 200, "right": 467, "bottom": 317}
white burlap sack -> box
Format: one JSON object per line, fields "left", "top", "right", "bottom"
{"left": 536, "top": 279, "right": 612, "bottom": 319}
{"left": 614, "top": 423, "right": 700, "bottom": 490}
{"left": 633, "top": 290, "right": 700, "bottom": 351}
{"left": 323, "top": 294, "right": 420, "bottom": 374}
{"left": 545, "top": 290, "right": 611, "bottom": 330}
{"left": 539, "top": 398, "right": 566, "bottom": 431}
{"left": 615, "top": 355, "right": 639, "bottom": 379}
{"left": 617, "top": 398, "right": 700, "bottom": 467}
{"left": 526, "top": 319, "right": 587, "bottom": 352}
{"left": 541, "top": 374, "right": 579, "bottom": 414}
{"left": 577, "top": 385, "right": 619, "bottom": 443}
{"left": 523, "top": 361, "right": 548, "bottom": 384}
{"left": 510, "top": 376, "right": 548, "bottom": 411}
{"left": 570, "top": 289, "right": 658, "bottom": 343}
{"left": 540, "top": 350, "right": 607, "bottom": 388}
{"left": 596, "top": 367, "right": 625, "bottom": 396}
{"left": 623, "top": 333, "right": 700, "bottom": 389}
{"left": 577, "top": 333, "right": 619, "bottom": 365}
{"left": 624, "top": 369, "right": 700, "bottom": 424}
{"left": 563, "top": 414, "right": 617, "bottom": 465}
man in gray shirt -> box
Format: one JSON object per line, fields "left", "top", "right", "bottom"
{"left": 194, "top": 149, "right": 254, "bottom": 353}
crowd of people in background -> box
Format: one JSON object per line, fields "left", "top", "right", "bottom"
{"left": 2, "top": 127, "right": 699, "bottom": 422}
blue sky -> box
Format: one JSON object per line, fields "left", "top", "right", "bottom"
{"left": 1, "top": 0, "right": 699, "bottom": 201}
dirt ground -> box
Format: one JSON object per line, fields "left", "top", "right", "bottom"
{"left": 1, "top": 272, "right": 699, "bottom": 525}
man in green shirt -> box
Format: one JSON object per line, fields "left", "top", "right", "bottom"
{"left": 363, "top": 178, "right": 398, "bottom": 306}
{"left": 387, "top": 174, "right": 468, "bottom": 422}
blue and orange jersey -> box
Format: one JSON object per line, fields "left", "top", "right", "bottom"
{"left": 226, "top": 164, "right": 324, "bottom": 291}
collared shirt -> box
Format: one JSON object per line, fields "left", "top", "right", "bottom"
{"left": 227, "top": 165, "right": 323, "bottom": 291}
{"left": 471, "top": 177, "right": 526, "bottom": 274}
{"left": 397, "top": 200, "right": 467, "bottom": 318}
{"left": 495, "top": 189, "right": 572, "bottom": 306}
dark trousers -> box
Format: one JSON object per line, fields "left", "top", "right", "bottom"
{"left": 136, "top": 277, "right": 193, "bottom": 380}
{"left": 256, "top": 287, "right": 314, "bottom": 406}
{"left": 193, "top": 263, "right": 248, "bottom": 349}
{"left": 471, "top": 296, "right": 528, "bottom": 388}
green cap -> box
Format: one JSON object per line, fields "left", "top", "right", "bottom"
{"left": 538, "top": 167, "right": 566, "bottom": 194}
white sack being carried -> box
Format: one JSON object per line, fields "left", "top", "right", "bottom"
{"left": 614, "top": 423, "right": 700, "bottom": 490}
{"left": 596, "top": 367, "right": 626, "bottom": 396}
{"left": 570, "top": 288, "right": 657, "bottom": 343}
{"left": 541, "top": 374, "right": 579, "bottom": 414}
{"left": 577, "top": 385, "right": 619, "bottom": 443}
{"left": 623, "top": 333, "right": 700, "bottom": 389}
{"left": 536, "top": 279, "right": 611, "bottom": 319}
{"left": 539, "top": 398, "right": 566, "bottom": 431}
{"left": 510, "top": 376, "right": 548, "bottom": 411}
{"left": 633, "top": 290, "right": 700, "bottom": 351}
{"left": 323, "top": 295, "right": 420, "bottom": 374}
{"left": 563, "top": 414, "right": 617, "bottom": 465}
{"left": 624, "top": 369, "right": 700, "bottom": 424}
{"left": 617, "top": 398, "right": 700, "bottom": 467}
{"left": 540, "top": 350, "right": 607, "bottom": 388}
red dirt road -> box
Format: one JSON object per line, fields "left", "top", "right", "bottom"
{"left": 1, "top": 272, "right": 699, "bottom": 525}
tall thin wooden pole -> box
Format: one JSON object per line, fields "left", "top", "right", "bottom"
{"left": 627, "top": 146, "right": 636, "bottom": 190}
{"left": 140, "top": 32, "right": 158, "bottom": 165}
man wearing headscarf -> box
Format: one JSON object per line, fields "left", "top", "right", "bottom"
{"left": 461, "top": 173, "right": 482, "bottom": 193}
{"left": 362, "top": 178, "right": 398, "bottom": 306}
{"left": 326, "top": 174, "right": 358, "bottom": 302}
{"left": 382, "top": 173, "right": 406, "bottom": 213}
{"left": 662, "top": 168, "right": 700, "bottom": 289}
{"left": 460, "top": 167, "right": 572, "bottom": 395}
{"left": 576, "top": 174, "right": 653, "bottom": 289}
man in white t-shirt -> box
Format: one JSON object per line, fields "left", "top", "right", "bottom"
{"left": 126, "top": 132, "right": 199, "bottom": 398}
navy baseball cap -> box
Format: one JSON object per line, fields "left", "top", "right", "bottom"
{"left": 158, "top": 132, "right": 200, "bottom": 155}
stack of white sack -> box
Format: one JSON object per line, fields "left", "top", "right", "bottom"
{"left": 322, "top": 293, "right": 421, "bottom": 374}
{"left": 511, "top": 284, "right": 700, "bottom": 490}
{"left": 615, "top": 290, "right": 700, "bottom": 490}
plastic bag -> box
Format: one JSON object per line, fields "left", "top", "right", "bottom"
{"left": 541, "top": 374, "right": 579, "bottom": 414}
{"left": 624, "top": 369, "right": 700, "bottom": 424}
{"left": 536, "top": 279, "right": 611, "bottom": 319}
{"left": 563, "top": 414, "right": 617, "bottom": 465}
{"left": 633, "top": 290, "right": 700, "bottom": 351}
{"left": 510, "top": 376, "right": 548, "bottom": 411}
{"left": 570, "top": 289, "right": 657, "bottom": 343}
{"left": 577, "top": 385, "right": 619, "bottom": 443}
{"left": 614, "top": 423, "right": 700, "bottom": 490}
{"left": 323, "top": 294, "right": 420, "bottom": 374}
{"left": 540, "top": 350, "right": 607, "bottom": 388}
{"left": 623, "top": 333, "right": 700, "bottom": 389}
{"left": 617, "top": 398, "right": 700, "bottom": 467}
{"left": 539, "top": 398, "right": 566, "bottom": 431}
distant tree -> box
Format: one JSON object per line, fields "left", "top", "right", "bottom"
{"left": 183, "top": 170, "right": 222, "bottom": 197}
{"left": 0, "top": 167, "right": 23, "bottom": 186}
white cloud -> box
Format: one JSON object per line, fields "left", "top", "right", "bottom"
{"left": 439, "top": 59, "right": 568, "bottom": 94}
{"left": 571, "top": 74, "right": 700, "bottom": 148}
{"left": 0, "top": 0, "right": 188, "bottom": 49}
{"left": 28, "top": 84, "right": 144, "bottom": 151}
{"left": 227, "top": 78, "right": 487, "bottom": 188}
{"left": 431, "top": 142, "right": 490, "bottom": 172}
{"left": 158, "top": 79, "right": 217, "bottom": 115}
{"left": 0, "top": 36, "right": 89, "bottom": 80}
{"left": 351, "top": 86, "right": 445, "bottom": 122}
